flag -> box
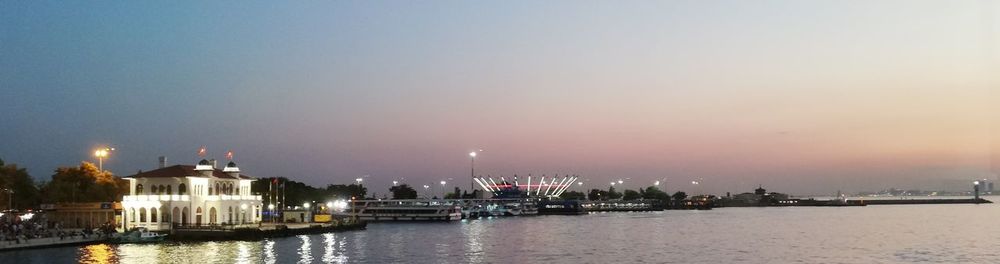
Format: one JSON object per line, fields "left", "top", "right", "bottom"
{"left": 226, "top": 150, "right": 234, "bottom": 160}
{"left": 198, "top": 146, "right": 207, "bottom": 157}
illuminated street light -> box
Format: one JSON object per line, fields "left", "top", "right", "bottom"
{"left": 469, "top": 150, "right": 481, "bottom": 192}
{"left": 94, "top": 147, "right": 114, "bottom": 171}
{"left": 654, "top": 180, "right": 661, "bottom": 186}
{"left": 392, "top": 180, "right": 398, "bottom": 186}
{"left": 303, "top": 202, "right": 311, "bottom": 209}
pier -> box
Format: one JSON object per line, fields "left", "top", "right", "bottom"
{"left": 0, "top": 235, "right": 107, "bottom": 251}
{"left": 170, "top": 220, "right": 366, "bottom": 241}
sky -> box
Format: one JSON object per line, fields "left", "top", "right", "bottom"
{"left": 1, "top": 1, "right": 997, "bottom": 195}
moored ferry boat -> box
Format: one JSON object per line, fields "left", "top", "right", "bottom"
{"left": 344, "top": 200, "right": 462, "bottom": 221}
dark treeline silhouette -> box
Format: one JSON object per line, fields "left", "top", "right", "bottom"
{"left": 1, "top": 160, "right": 127, "bottom": 210}
{"left": 251, "top": 177, "right": 367, "bottom": 209}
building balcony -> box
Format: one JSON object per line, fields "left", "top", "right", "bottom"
{"left": 122, "top": 195, "right": 191, "bottom": 202}
{"left": 203, "top": 195, "right": 263, "bottom": 201}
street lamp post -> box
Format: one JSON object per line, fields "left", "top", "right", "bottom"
{"left": 440, "top": 180, "right": 447, "bottom": 198}
{"left": 94, "top": 147, "right": 114, "bottom": 172}
{"left": 469, "top": 151, "right": 477, "bottom": 193}
{"left": 423, "top": 185, "right": 430, "bottom": 198}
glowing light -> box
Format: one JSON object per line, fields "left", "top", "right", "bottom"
{"left": 392, "top": 181, "right": 398, "bottom": 186}
{"left": 267, "top": 204, "right": 275, "bottom": 210}
{"left": 303, "top": 202, "right": 311, "bottom": 209}
{"left": 526, "top": 176, "right": 532, "bottom": 194}
{"left": 240, "top": 204, "right": 248, "bottom": 210}
{"left": 19, "top": 213, "right": 34, "bottom": 220}
{"left": 537, "top": 177, "right": 546, "bottom": 196}
{"left": 469, "top": 152, "right": 477, "bottom": 157}
{"left": 440, "top": 180, "right": 447, "bottom": 185}
{"left": 654, "top": 181, "right": 660, "bottom": 186}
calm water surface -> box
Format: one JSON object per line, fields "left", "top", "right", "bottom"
{"left": 4, "top": 202, "right": 1000, "bottom": 263}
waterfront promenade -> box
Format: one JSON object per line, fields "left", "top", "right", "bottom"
{"left": 0, "top": 234, "right": 105, "bottom": 251}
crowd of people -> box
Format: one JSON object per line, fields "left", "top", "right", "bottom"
{"left": 0, "top": 213, "right": 118, "bottom": 244}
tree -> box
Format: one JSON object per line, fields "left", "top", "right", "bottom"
{"left": 608, "top": 186, "right": 622, "bottom": 200}
{"left": 444, "top": 187, "right": 461, "bottom": 199}
{"left": 560, "top": 191, "right": 586, "bottom": 200}
{"left": 622, "top": 189, "right": 641, "bottom": 200}
{"left": 642, "top": 186, "right": 670, "bottom": 202}
{"left": 672, "top": 191, "right": 688, "bottom": 202}
{"left": 587, "top": 189, "right": 602, "bottom": 200}
{"left": 0, "top": 159, "right": 40, "bottom": 210}
{"left": 389, "top": 184, "right": 418, "bottom": 199}
{"left": 41, "top": 162, "right": 126, "bottom": 203}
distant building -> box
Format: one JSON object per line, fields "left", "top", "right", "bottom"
{"left": 720, "top": 185, "right": 789, "bottom": 206}
{"left": 43, "top": 202, "right": 120, "bottom": 229}
{"left": 120, "top": 158, "right": 263, "bottom": 231}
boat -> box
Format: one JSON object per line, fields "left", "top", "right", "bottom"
{"left": 116, "top": 227, "right": 168, "bottom": 243}
{"left": 343, "top": 200, "right": 463, "bottom": 221}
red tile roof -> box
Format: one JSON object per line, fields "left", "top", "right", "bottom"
{"left": 125, "top": 165, "right": 253, "bottom": 180}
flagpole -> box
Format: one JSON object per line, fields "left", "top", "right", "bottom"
{"left": 281, "top": 179, "right": 286, "bottom": 223}
{"left": 269, "top": 179, "right": 274, "bottom": 223}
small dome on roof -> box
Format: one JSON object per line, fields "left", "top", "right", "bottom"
{"left": 226, "top": 161, "right": 237, "bottom": 168}
{"left": 198, "top": 159, "right": 210, "bottom": 165}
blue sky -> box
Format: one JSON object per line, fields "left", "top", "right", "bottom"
{"left": 1, "top": 1, "right": 997, "bottom": 195}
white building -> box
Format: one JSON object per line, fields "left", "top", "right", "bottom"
{"left": 120, "top": 159, "right": 263, "bottom": 231}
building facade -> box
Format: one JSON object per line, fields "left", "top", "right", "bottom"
{"left": 42, "top": 202, "right": 120, "bottom": 229}
{"left": 120, "top": 159, "right": 262, "bottom": 231}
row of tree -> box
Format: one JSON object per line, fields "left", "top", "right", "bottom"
{"left": 0, "top": 160, "right": 127, "bottom": 210}
{"left": 0, "top": 158, "right": 698, "bottom": 211}
{"left": 250, "top": 177, "right": 367, "bottom": 209}
{"left": 562, "top": 186, "right": 688, "bottom": 203}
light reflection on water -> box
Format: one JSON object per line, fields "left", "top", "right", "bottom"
{"left": 297, "top": 235, "right": 312, "bottom": 264}
{"left": 4, "top": 202, "right": 1000, "bottom": 263}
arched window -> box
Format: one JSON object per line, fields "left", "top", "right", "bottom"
{"left": 136, "top": 184, "right": 144, "bottom": 195}
{"left": 228, "top": 206, "right": 233, "bottom": 224}
{"left": 209, "top": 183, "right": 214, "bottom": 195}
{"left": 159, "top": 185, "right": 165, "bottom": 194}
{"left": 178, "top": 183, "right": 187, "bottom": 195}
{"left": 167, "top": 185, "right": 173, "bottom": 195}
{"left": 130, "top": 208, "right": 136, "bottom": 223}
{"left": 139, "top": 208, "right": 147, "bottom": 223}
{"left": 151, "top": 185, "right": 158, "bottom": 194}
{"left": 150, "top": 208, "right": 158, "bottom": 223}
{"left": 229, "top": 183, "right": 234, "bottom": 195}
{"left": 214, "top": 183, "right": 220, "bottom": 195}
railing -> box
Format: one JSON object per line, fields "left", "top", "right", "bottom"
{"left": 127, "top": 222, "right": 172, "bottom": 230}
{"left": 122, "top": 195, "right": 191, "bottom": 202}
{"left": 172, "top": 222, "right": 262, "bottom": 230}
{"left": 204, "top": 195, "right": 263, "bottom": 201}
{"left": 122, "top": 195, "right": 262, "bottom": 202}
